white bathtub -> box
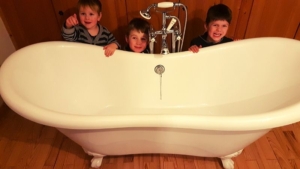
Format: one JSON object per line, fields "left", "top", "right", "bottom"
{"left": 1, "top": 37, "right": 300, "bottom": 169}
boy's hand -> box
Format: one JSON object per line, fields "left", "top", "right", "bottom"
{"left": 103, "top": 43, "right": 118, "bottom": 57}
{"left": 188, "top": 45, "right": 202, "bottom": 53}
{"left": 65, "top": 14, "right": 79, "bottom": 29}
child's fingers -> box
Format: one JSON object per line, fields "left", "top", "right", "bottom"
{"left": 73, "top": 14, "right": 78, "bottom": 25}
{"left": 66, "top": 15, "right": 78, "bottom": 28}
{"left": 70, "top": 16, "right": 78, "bottom": 25}
{"left": 104, "top": 49, "right": 112, "bottom": 57}
{"left": 189, "top": 46, "right": 200, "bottom": 53}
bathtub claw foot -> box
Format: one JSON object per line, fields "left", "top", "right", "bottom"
{"left": 219, "top": 149, "right": 243, "bottom": 169}
{"left": 91, "top": 156, "right": 103, "bottom": 168}
{"left": 83, "top": 149, "right": 105, "bottom": 168}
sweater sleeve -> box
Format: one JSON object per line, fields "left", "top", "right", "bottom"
{"left": 61, "top": 24, "right": 78, "bottom": 42}
{"left": 107, "top": 32, "right": 121, "bottom": 49}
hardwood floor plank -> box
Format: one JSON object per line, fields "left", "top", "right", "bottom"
{"left": 63, "top": 140, "right": 80, "bottom": 168}
{"left": 243, "top": 143, "right": 256, "bottom": 160}
{"left": 204, "top": 158, "right": 217, "bottom": 169}
{"left": 256, "top": 132, "right": 277, "bottom": 159}
{"left": 44, "top": 131, "right": 65, "bottom": 166}
{"left": 0, "top": 114, "right": 12, "bottom": 169}
{"left": 123, "top": 161, "right": 134, "bottom": 169}
{"left": 0, "top": 137, "right": 10, "bottom": 168}
{"left": 293, "top": 159, "right": 300, "bottom": 168}
{"left": 122, "top": 155, "right": 133, "bottom": 163}
{"left": 246, "top": 160, "right": 260, "bottom": 169}
{"left": 174, "top": 155, "right": 185, "bottom": 169}
{"left": 4, "top": 114, "right": 37, "bottom": 168}
{"left": 5, "top": 140, "right": 32, "bottom": 168}
{"left": 73, "top": 146, "right": 90, "bottom": 169}
{"left": 194, "top": 157, "right": 206, "bottom": 169}
{"left": 26, "top": 138, "right": 56, "bottom": 168}
{"left": 53, "top": 137, "right": 73, "bottom": 169}
{"left": 235, "top": 152, "right": 249, "bottom": 169}
{"left": 183, "top": 156, "right": 196, "bottom": 169}
{"left": 247, "top": 142, "right": 266, "bottom": 169}
{"left": 163, "top": 161, "right": 175, "bottom": 169}
{"left": 267, "top": 160, "right": 281, "bottom": 169}
{"left": 151, "top": 154, "right": 161, "bottom": 169}
{"left": 101, "top": 161, "right": 118, "bottom": 169}
{"left": 254, "top": 138, "right": 273, "bottom": 169}
{"left": 267, "top": 131, "right": 294, "bottom": 168}
{"left": 284, "top": 130, "right": 300, "bottom": 157}
{"left": 143, "top": 154, "right": 154, "bottom": 163}
{"left": 274, "top": 127, "right": 298, "bottom": 159}
{"left": 43, "top": 166, "right": 55, "bottom": 169}
{"left": 134, "top": 155, "right": 144, "bottom": 169}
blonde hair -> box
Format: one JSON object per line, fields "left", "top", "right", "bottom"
{"left": 77, "top": 0, "right": 102, "bottom": 14}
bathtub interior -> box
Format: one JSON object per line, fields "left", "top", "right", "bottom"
{"left": 2, "top": 37, "right": 300, "bottom": 118}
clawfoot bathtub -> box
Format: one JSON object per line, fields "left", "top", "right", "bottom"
{"left": 1, "top": 37, "right": 300, "bottom": 169}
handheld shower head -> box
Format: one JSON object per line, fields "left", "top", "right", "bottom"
{"left": 140, "top": 10, "right": 151, "bottom": 20}
{"left": 140, "top": 3, "right": 158, "bottom": 20}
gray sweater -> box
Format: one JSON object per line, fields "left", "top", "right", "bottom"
{"left": 61, "top": 23, "right": 120, "bottom": 48}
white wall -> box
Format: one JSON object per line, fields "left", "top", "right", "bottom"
{"left": 0, "top": 16, "right": 15, "bottom": 65}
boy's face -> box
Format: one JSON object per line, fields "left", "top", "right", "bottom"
{"left": 126, "top": 29, "right": 148, "bottom": 53}
{"left": 205, "top": 20, "right": 229, "bottom": 43}
{"left": 78, "top": 6, "right": 101, "bottom": 30}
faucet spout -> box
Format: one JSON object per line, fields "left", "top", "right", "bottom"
{"left": 161, "top": 40, "right": 169, "bottom": 55}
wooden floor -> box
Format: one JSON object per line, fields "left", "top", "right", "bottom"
{"left": 1, "top": 103, "right": 300, "bottom": 169}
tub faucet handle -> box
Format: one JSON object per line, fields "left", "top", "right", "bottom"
{"left": 167, "top": 18, "right": 177, "bottom": 31}
{"left": 174, "top": 26, "right": 182, "bottom": 41}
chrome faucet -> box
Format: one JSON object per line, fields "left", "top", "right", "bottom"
{"left": 140, "top": 2, "right": 187, "bottom": 54}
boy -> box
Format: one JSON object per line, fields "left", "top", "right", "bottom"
{"left": 61, "top": 0, "right": 120, "bottom": 57}
{"left": 189, "top": 4, "right": 233, "bottom": 53}
{"left": 124, "top": 18, "right": 150, "bottom": 53}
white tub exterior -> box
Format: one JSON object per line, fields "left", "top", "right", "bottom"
{"left": 1, "top": 37, "right": 300, "bottom": 169}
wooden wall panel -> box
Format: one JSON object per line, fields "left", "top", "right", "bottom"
{"left": 295, "top": 24, "right": 300, "bottom": 40}
{"left": 100, "top": 0, "right": 128, "bottom": 47}
{"left": 245, "top": 0, "right": 300, "bottom": 38}
{"left": 0, "top": 0, "right": 61, "bottom": 49}
{"left": 51, "top": 0, "right": 78, "bottom": 28}
{"left": 0, "top": 6, "right": 17, "bottom": 49}
{"left": 285, "top": 1, "right": 300, "bottom": 39}
{"left": 233, "top": 0, "right": 254, "bottom": 39}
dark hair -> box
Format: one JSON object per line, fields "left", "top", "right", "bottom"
{"left": 126, "top": 18, "right": 150, "bottom": 37}
{"left": 205, "top": 4, "right": 232, "bottom": 25}
{"left": 77, "top": 0, "right": 102, "bottom": 13}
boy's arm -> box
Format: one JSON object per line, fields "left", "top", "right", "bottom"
{"left": 106, "top": 32, "right": 121, "bottom": 49}
{"left": 61, "top": 14, "right": 79, "bottom": 41}
{"left": 61, "top": 23, "right": 78, "bottom": 42}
